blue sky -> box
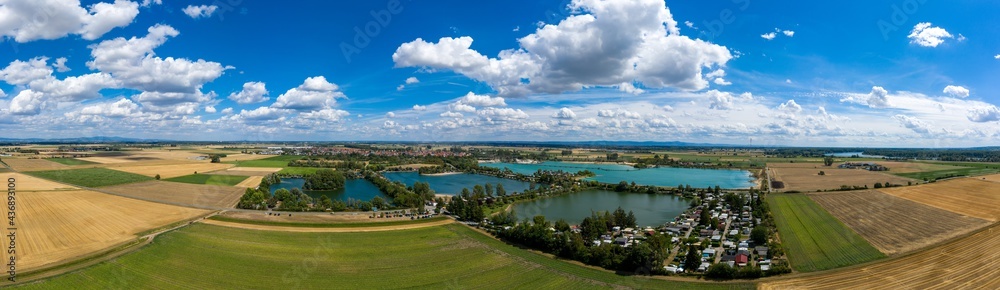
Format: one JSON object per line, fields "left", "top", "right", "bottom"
{"left": 1, "top": 0, "right": 998, "bottom": 146}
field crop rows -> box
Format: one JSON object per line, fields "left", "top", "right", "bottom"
{"left": 760, "top": 223, "right": 1000, "bottom": 290}
{"left": 14, "top": 224, "right": 752, "bottom": 289}
{"left": 767, "top": 194, "right": 885, "bottom": 272}
{"left": 224, "top": 155, "right": 302, "bottom": 168}
{"left": 879, "top": 177, "right": 1000, "bottom": 221}
{"left": 809, "top": 191, "right": 990, "bottom": 255}
{"left": 25, "top": 168, "right": 153, "bottom": 188}
{"left": 165, "top": 174, "right": 249, "bottom": 186}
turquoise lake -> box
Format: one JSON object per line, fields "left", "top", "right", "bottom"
{"left": 511, "top": 189, "right": 690, "bottom": 227}
{"left": 270, "top": 178, "right": 388, "bottom": 201}
{"left": 480, "top": 161, "right": 755, "bottom": 189}
{"left": 382, "top": 172, "right": 532, "bottom": 195}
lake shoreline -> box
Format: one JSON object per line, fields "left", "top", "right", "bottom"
{"left": 420, "top": 172, "right": 463, "bottom": 176}
{"left": 481, "top": 161, "right": 756, "bottom": 189}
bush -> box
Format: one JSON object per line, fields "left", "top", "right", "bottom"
{"left": 705, "top": 263, "right": 736, "bottom": 280}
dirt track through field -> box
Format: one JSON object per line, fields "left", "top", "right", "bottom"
{"left": 234, "top": 176, "right": 263, "bottom": 188}
{"left": 759, "top": 223, "right": 1000, "bottom": 290}
{"left": 199, "top": 218, "right": 455, "bottom": 233}
{"left": 809, "top": 190, "right": 990, "bottom": 255}
{"left": 879, "top": 177, "right": 1000, "bottom": 221}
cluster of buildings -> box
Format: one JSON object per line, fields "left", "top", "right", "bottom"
{"left": 590, "top": 226, "right": 659, "bottom": 247}
{"left": 838, "top": 162, "right": 889, "bottom": 171}
{"left": 664, "top": 191, "right": 772, "bottom": 273}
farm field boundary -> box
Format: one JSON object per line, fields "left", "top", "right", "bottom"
{"left": 808, "top": 190, "right": 990, "bottom": 255}
{"left": 767, "top": 194, "right": 885, "bottom": 272}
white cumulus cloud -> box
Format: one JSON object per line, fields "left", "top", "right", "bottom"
{"left": 908, "top": 22, "right": 953, "bottom": 47}
{"left": 0, "top": 0, "right": 139, "bottom": 42}
{"left": 182, "top": 5, "right": 218, "bottom": 19}
{"left": 967, "top": 105, "right": 1000, "bottom": 123}
{"left": 87, "top": 25, "right": 229, "bottom": 94}
{"left": 393, "top": 0, "right": 731, "bottom": 96}
{"left": 272, "top": 76, "right": 345, "bottom": 110}
{"left": 943, "top": 85, "right": 969, "bottom": 98}
{"left": 228, "top": 82, "right": 269, "bottom": 104}
{"left": 552, "top": 107, "right": 577, "bottom": 119}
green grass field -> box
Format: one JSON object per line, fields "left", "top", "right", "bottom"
{"left": 895, "top": 162, "right": 1000, "bottom": 181}
{"left": 17, "top": 224, "right": 752, "bottom": 289}
{"left": 224, "top": 155, "right": 302, "bottom": 168}
{"left": 164, "top": 174, "right": 249, "bottom": 186}
{"left": 277, "top": 167, "right": 322, "bottom": 175}
{"left": 767, "top": 194, "right": 885, "bottom": 272}
{"left": 25, "top": 168, "right": 153, "bottom": 188}
{"left": 44, "top": 158, "right": 98, "bottom": 165}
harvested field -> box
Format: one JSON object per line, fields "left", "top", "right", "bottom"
{"left": 109, "top": 162, "right": 234, "bottom": 179}
{"left": 978, "top": 173, "right": 1000, "bottom": 184}
{"left": 209, "top": 167, "right": 282, "bottom": 176}
{"left": 809, "top": 190, "right": 991, "bottom": 255}
{"left": 760, "top": 223, "right": 1000, "bottom": 290}
{"left": 101, "top": 181, "right": 245, "bottom": 208}
{"left": 1, "top": 158, "right": 69, "bottom": 171}
{"left": 128, "top": 150, "right": 205, "bottom": 161}
{"left": 875, "top": 161, "right": 968, "bottom": 174}
{"left": 6, "top": 173, "right": 77, "bottom": 192}
{"left": 880, "top": 177, "right": 1000, "bottom": 221}
{"left": 768, "top": 162, "right": 916, "bottom": 192}
{"left": 234, "top": 176, "right": 263, "bottom": 188}
{"left": 14, "top": 188, "right": 209, "bottom": 271}
{"left": 218, "top": 153, "right": 274, "bottom": 163}
{"left": 76, "top": 156, "right": 138, "bottom": 164}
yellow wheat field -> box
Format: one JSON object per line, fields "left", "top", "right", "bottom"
{"left": 8, "top": 180, "right": 209, "bottom": 270}
{"left": 879, "top": 177, "right": 1000, "bottom": 221}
